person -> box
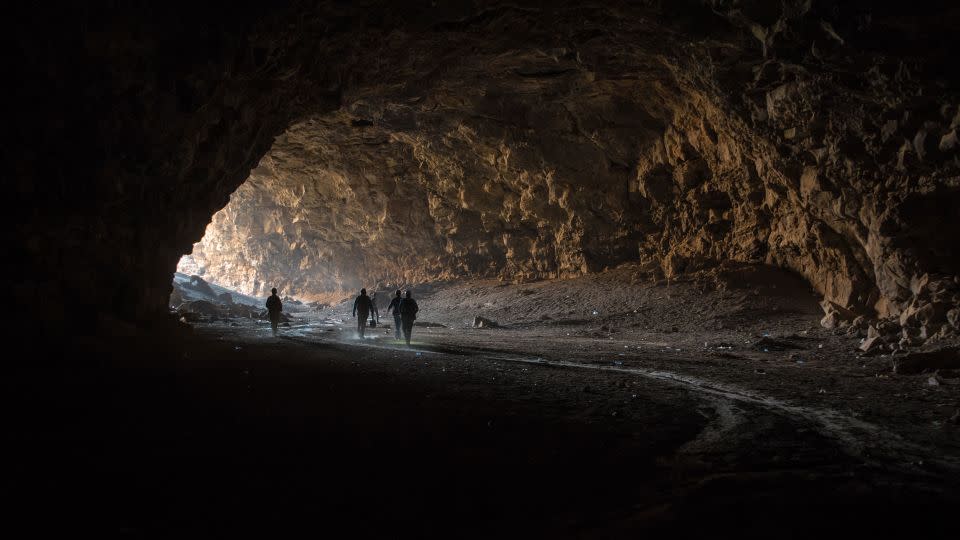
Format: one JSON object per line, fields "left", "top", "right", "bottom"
{"left": 398, "top": 290, "right": 419, "bottom": 346}
{"left": 265, "top": 287, "right": 283, "bottom": 336}
{"left": 369, "top": 292, "right": 380, "bottom": 327}
{"left": 352, "top": 288, "right": 373, "bottom": 338}
{"left": 386, "top": 290, "right": 403, "bottom": 340}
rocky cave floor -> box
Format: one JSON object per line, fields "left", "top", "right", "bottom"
{"left": 9, "top": 263, "right": 960, "bottom": 537}
{"left": 302, "top": 262, "right": 960, "bottom": 451}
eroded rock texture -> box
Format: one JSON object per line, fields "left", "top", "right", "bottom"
{"left": 10, "top": 1, "right": 960, "bottom": 335}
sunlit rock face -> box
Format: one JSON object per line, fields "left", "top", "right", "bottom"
{"left": 10, "top": 1, "right": 960, "bottom": 332}
{"left": 188, "top": 0, "right": 960, "bottom": 322}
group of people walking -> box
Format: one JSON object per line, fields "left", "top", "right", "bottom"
{"left": 354, "top": 288, "right": 419, "bottom": 345}
{"left": 265, "top": 286, "right": 420, "bottom": 346}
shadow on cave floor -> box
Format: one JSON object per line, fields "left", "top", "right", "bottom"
{"left": 6, "top": 326, "right": 959, "bottom": 538}
{"left": 9, "top": 265, "right": 956, "bottom": 536}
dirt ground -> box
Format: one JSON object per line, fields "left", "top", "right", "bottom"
{"left": 333, "top": 262, "right": 960, "bottom": 455}
{"left": 6, "top": 262, "right": 960, "bottom": 537}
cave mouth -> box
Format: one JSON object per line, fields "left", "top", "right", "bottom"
{"left": 10, "top": 0, "right": 959, "bottom": 341}
{"left": 158, "top": 0, "right": 960, "bottom": 347}
{"left": 10, "top": 2, "right": 960, "bottom": 535}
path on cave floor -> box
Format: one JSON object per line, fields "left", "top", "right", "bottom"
{"left": 271, "top": 315, "right": 960, "bottom": 472}
{"left": 206, "top": 316, "right": 960, "bottom": 493}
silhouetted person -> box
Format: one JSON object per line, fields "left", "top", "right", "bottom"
{"left": 266, "top": 287, "right": 282, "bottom": 337}
{"left": 353, "top": 288, "right": 373, "bottom": 338}
{"left": 399, "top": 290, "right": 419, "bottom": 346}
{"left": 386, "top": 290, "right": 403, "bottom": 340}
{"left": 370, "top": 292, "right": 380, "bottom": 326}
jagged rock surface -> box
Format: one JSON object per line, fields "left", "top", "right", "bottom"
{"left": 9, "top": 1, "right": 960, "bottom": 334}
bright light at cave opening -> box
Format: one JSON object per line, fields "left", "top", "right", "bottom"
{"left": 177, "top": 254, "right": 204, "bottom": 276}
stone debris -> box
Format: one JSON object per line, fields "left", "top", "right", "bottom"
{"left": 473, "top": 316, "right": 499, "bottom": 329}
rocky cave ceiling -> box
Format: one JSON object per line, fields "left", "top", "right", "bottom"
{"left": 9, "top": 0, "right": 960, "bottom": 333}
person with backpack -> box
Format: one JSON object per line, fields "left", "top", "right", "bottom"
{"left": 398, "top": 290, "right": 419, "bottom": 346}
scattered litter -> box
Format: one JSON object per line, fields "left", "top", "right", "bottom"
{"left": 927, "top": 375, "right": 942, "bottom": 387}
{"left": 613, "top": 360, "right": 623, "bottom": 366}
{"left": 415, "top": 352, "right": 422, "bottom": 357}
{"left": 591, "top": 310, "right": 599, "bottom": 315}
{"left": 818, "top": 388, "right": 826, "bottom": 394}
{"left": 818, "top": 343, "right": 823, "bottom": 349}
{"left": 234, "top": 346, "right": 242, "bottom": 351}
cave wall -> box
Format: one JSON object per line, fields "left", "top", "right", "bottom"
{"left": 188, "top": 1, "right": 960, "bottom": 321}
{"left": 9, "top": 0, "right": 960, "bottom": 335}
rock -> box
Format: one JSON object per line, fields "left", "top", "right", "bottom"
{"left": 859, "top": 336, "right": 884, "bottom": 354}
{"left": 820, "top": 311, "right": 839, "bottom": 329}
{"left": 947, "top": 309, "right": 960, "bottom": 329}
{"left": 473, "top": 316, "right": 499, "bottom": 329}
{"left": 178, "top": 300, "right": 221, "bottom": 317}
{"left": 892, "top": 346, "right": 960, "bottom": 375}
{"left": 927, "top": 374, "right": 943, "bottom": 387}
{"left": 845, "top": 324, "right": 864, "bottom": 337}
{"left": 877, "top": 319, "right": 901, "bottom": 335}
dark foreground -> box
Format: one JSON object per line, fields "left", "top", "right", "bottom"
{"left": 6, "top": 325, "right": 958, "bottom": 538}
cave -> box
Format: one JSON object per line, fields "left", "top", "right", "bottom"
{"left": 9, "top": 1, "right": 960, "bottom": 536}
